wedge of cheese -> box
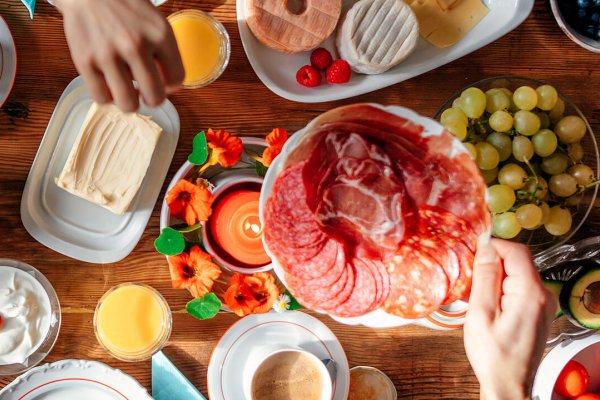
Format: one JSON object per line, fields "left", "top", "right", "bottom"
{"left": 408, "top": 0, "right": 489, "bottom": 48}
{"left": 55, "top": 103, "right": 162, "bottom": 215}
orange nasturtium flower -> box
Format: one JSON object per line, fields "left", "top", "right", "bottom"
{"left": 256, "top": 128, "right": 288, "bottom": 167}
{"left": 200, "top": 129, "right": 244, "bottom": 172}
{"left": 224, "top": 272, "right": 280, "bottom": 317}
{"left": 166, "top": 179, "right": 213, "bottom": 226}
{"left": 168, "top": 246, "right": 222, "bottom": 298}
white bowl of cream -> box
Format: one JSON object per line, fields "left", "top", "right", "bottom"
{"left": 0, "top": 259, "right": 61, "bottom": 376}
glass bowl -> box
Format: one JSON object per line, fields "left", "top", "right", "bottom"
{"left": 0, "top": 259, "right": 61, "bottom": 376}
{"left": 434, "top": 76, "right": 599, "bottom": 256}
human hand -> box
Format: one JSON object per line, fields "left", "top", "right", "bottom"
{"left": 54, "top": 0, "right": 184, "bottom": 112}
{"left": 464, "top": 239, "right": 556, "bottom": 400}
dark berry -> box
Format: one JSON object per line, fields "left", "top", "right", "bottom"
{"left": 593, "top": 0, "right": 600, "bottom": 7}
{"left": 579, "top": 8, "right": 589, "bottom": 19}
{"left": 578, "top": 0, "right": 591, "bottom": 8}
{"left": 590, "top": 12, "right": 600, "bottom": 23}
{"left": 586, "top": 24, "right": 596, "bottom": 36}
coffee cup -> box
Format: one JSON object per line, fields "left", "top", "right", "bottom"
{"left": 243, "top": 346, "right": 333, "bottom": 400}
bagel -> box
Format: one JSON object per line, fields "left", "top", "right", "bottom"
{"left": 336, "top": 0, "right": 419, "bottom": 75}
{"left": 245, "top": 0, "right": 342, "bottom": 54}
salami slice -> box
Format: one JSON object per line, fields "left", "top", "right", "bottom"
{"left": 416, "top": 205, "right": 478, "bottom": 252}
{"left": 285, "top": 239, "right": 339, "bottom": 278}
{"left": 383, "top": 242, "right": 449, "bottom": 319}
{"left": 332, "top": 259, "right": 379, "bottom": 317}
{"left": 264, "top": 228, "right": 326, "bottom": 265}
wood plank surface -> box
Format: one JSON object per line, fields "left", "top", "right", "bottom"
{"left": 0, "top": 0, "right": 599, "bottom": 398}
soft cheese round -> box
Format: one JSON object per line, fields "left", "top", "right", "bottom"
{"left": 336, "top": 0, "right": 419, "bottom": 74}
{"left": 246, "top": 0, "right": 342, "bottom": 54}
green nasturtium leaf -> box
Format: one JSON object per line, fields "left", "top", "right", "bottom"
{"left": 188, "top": 131, "right": 208, "bottom": 165}
{"left": 285, "top": 289, "right": 303, "bottom": 311}
{"left": 255, "top": 161, "right": 268, "bottom": 177}
{"left": 154, "top": 227, "right": 186, "bottom": 256}
{"left": 186, "top": 293, "right": 222, "bottom": 320}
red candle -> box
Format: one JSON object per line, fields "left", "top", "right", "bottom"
{"left": 208, "top": 189, "right": 271, "bottom": 266}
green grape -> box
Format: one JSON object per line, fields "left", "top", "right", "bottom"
{"left": 460, "top": 87, "right": 487, "bottom": 119}
{"left": 520, "top": 177, "right": 548, "bottom": 200}
{"left": 539, "top": 202, "right": 551, "bottom": 225}
{"left": 485, "top": 88, "right": 511, "bottom": 113}
{"left": 512, "top": 136, "right": 534, "bottom": 162}
{"left": 488, "top": 184, "right": 516, "bottom": 213}
{"left": 555, "top": 115, "right": 587, "bottom": 144}
{"left": 532, "top": 129, "right": 558, "bottom": 157}
{"left": 535, "top": 111, "right": 551, "bottom": 129}
{"left": 513, "top": 86, "right": 538, "bottom": 111}
{"left": 481, "top": 167, "right": 498, "bottom": 184}
{"left": 441, "top": 107, "right": 469, "bottom": 127}
{"left": 536, "top": 85, "right": 559, "bottom": 111}
{"left": 486, "top": 132, "right": 512, "bottom": 161}
{"left": 549, "top": 173, "right": 578, "bottom": 197}
{"left": 568, "top": 164, "right": 595, "bottom": 185}
{"left": 464, "top": 142, "right": 477, "bottom": 160}
{"left": 567, "top": 142, "right": 584, "bottom": 162}
{"left": 444, "top": 120, "right": 468, "bottom": 141}
{"left": 499, "top": 88, "right": 513, "bottom": 98}
{"left": 475, "top": 142, "right": 500, "bottom": 170}
{"left": 542, "top": 153, "right": 569, "bottom": 175}
{"left": 565, "top": 193, "right": 583, "bottom": 206}
{"left": 544, "top": 206, "right": 572, "bottom": 236}
{"left": 515, "top": 204, "right": 544, "bottom": 230}
{"left": 549, "top": 98, "right": 565, "bottom": 123}
{"left": 489, "top": 110, "right": 514, "bottom": 132}
{"left": 492, "top": 212, "right": 522, "bottom": 239}
{"left": 498, "top": 163, "right": 527, "bottom": 190}
{"left": 514, "top": 110, "right": 541, "bottom": 136}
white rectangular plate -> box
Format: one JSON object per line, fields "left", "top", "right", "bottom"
{"left": 20, "top": 76, "right": 180, "bottom": 264}
{"left": 237, "top": 0, "right": 535, "bottom": 103}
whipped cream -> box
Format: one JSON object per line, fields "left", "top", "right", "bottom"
{"left": 0, "top": 266, "right": 51, "bottom": 365}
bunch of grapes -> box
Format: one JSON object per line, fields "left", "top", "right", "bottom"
{"left": 439, "top": 83, "right": 599, "bottom": 240}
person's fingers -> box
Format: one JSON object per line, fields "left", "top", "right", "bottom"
{"left": 128, "top": 50, "right": 165, "bottom": 107}
{"left": 154, "top": 24, "right": 185, "bottom": 86}
{"left": 467, "top": 243, "right": 503, "bottom": 321}
{"left": 102, "top": 57, "right": 139, "bottom": 112}
{"left": 77, "top": 64, "right": 113, "bottom": 104}
{"left": 490, "top": 239, "right": 539, "bottom": 281}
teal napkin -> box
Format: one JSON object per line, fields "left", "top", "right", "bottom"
{"left": 152, "top": 351, "right": 207, "bottom": 400}
{"left": 21, "top": 0, "right": 35, "bottom": 18}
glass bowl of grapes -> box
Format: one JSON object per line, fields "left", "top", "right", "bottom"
{"left": 435, "top": 76, "right": 599, "bottom": 256}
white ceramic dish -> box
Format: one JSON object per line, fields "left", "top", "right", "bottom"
{"left": 207, "top": 311, "right": 350, "bottom": 400}
{"left": 532, "top": 334, "right": 600, "bottom": 400}
{"left": 259, "top": 103, "right": 488, "bottom": 328}
{"left": 236, "top": 0, "right": 535, "bottom": 103}
{"left": 0, "top": 359, "right": 152, "bottom": 399}
{"left": 21, "top": 76, "right": 180, "bottom": 264}
{"left": 0, "top": 14, "right": 17, "bottom": 108}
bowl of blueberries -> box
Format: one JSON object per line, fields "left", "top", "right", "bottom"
{"left": 550, "top": 0, "right": 600, "bottom": 53}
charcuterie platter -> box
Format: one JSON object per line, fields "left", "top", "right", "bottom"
{"left": 260, "top": 103, "right": 491, "bottom": 328}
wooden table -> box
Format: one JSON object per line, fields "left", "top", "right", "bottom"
{"left": 0, "top": 1, "right": 598, "bottom": 398}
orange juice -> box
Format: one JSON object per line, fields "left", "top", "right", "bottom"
{"left": 94, "top": 283, "right": 171, "bottom": 362}
{"left": 168, "top": 10, "right": 230, "bottom": 88}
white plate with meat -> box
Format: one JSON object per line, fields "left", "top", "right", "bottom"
{"left": 237, "top": 0, "right": 535, "bottom": 103}
{"left": 259, "top": 104, "right": 491, "bottom": 328}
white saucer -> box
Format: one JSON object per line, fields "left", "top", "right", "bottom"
{"left": 0, "top": 359, "right": 152, "bottom": 399}
{"left": 207, "top": 311, "right": 350, "bottom": 400}
{"left": 0, "top": 15, "right": 17, "bottom": 108}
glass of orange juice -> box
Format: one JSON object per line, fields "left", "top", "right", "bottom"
{"left": 168, "top": 10, "right": 231, "bottom": 88}
{"left": 94, "top": 283, "right": 172, "bottom": 362}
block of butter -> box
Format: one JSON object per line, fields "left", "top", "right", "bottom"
{"left": 55, "top": 102, "right": 162, "bottom": 215}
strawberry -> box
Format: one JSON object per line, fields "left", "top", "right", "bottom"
{"left": 326, "top": 60, "right": 351, "bottom": 84}
{"left": 296, "top": 65, "right": 322, "bottom": 88}
{"left": 310, "top": 48, "right": 333, "bottom": 71}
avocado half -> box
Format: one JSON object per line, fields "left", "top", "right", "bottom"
{"left": 560, "top": 266, "right": 600, "bottom": 329}
{"left": 542, "top": 279, "right": 563, "bottom": 319}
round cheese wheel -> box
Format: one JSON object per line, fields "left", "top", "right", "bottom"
{"left": 245, "top": 0, "right": 342, "bottom": 53}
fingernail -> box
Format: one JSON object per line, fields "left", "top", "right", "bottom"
{"left": 475, "top": 244, "right": 499, "bottom": 265}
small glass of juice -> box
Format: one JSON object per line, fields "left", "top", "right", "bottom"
{"left": 94, "top": 283, "right": 172, "bottom": 362}
{"left": 168, "top": 9, "right": 231, "bottom": 88}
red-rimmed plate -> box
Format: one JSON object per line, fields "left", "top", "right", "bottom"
{"left": 0, "top": 359, "right": 152, "bottom": 399}
{"left": 0, "top": 14, "right": 17, "bottom": 108}
{"left": 207, "top": 311, "right": 350, "bottom": 400}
